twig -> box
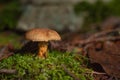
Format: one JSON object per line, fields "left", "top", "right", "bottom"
{"left": 86, "top": 71, "right": 106, "bottom": 76}
{"left": 79, "top": 36, "right": 120, "bottom": 45}
{"left": 92, "top": 71, "right": 106, "bottom": 75}
{"left": 0, "top": 46, "right": 14, "bottom": 61}
{"left": 0, "top": 52, "right": 14, "bottom": 61}
{"left": 0, "top": 69, "right": 17, "bottom": 74}
{"left": 0, "top": 46, "right": 7, "bottom": 57}
{"left": 76, "top": 29, "right": 120, "bottom": 45}
{"left": 88, "top": 29, "right": 120, "bottom": 39}
{"left": 61, "top": 64, "right": 80, "bottom": 80}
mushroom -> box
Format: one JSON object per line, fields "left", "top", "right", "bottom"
{"left": 25, "top": 28, "right": 61, "bottom": 58}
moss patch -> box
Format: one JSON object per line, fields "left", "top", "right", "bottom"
{"left": 0, "top": 52, "right": 93, "bottom": 80}
{"left": 0, "top": 32, "right": 22, "bottom": 48}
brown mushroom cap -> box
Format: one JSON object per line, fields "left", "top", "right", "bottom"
{"left": 25, "top": 28, "right": 61, "bottom": 41}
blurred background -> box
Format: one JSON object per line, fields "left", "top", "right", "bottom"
{"left": 0, "top": 0, "right": 120, "bottom": 46}
{"left": 0, "top": 0, "right": 120, "bottom": 33}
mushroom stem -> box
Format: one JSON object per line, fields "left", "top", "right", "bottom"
{"left": 38, "top": 41, "right": 48, "bottom": 58}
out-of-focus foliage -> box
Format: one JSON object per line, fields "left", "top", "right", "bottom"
{"left": 0, "top": 52, "right": 93, "bottom": 80}
{"left": 108, "top": 0, "right": 120, "bottom": 16}
{"left": 0, "top": 0, "right": 11, "bottom": 3}
{"left": 0, "top": 0, "right": 21, "bottom": 30}
{"left": 74, "top": 0, "right": 111, "bottom": 22}
{"left": 74, "top": 0, "right": 120, "bottom": 31}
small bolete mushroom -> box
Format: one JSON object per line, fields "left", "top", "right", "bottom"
{"left": 25, "top": 28, "right": 61, "bottom": 58}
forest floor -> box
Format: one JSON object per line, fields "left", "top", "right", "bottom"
{"left": 0, "top": 27, "right": 119, "bottom": 80}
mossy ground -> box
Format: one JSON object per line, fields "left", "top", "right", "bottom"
{"left": 0, "top": 52, "right": 94, "bottom": 80}
{"left": 0, "top": 32, "right": 94, "bottom": 80}
{"left": 0, "top": 32, "right": 22, "bottom": 48}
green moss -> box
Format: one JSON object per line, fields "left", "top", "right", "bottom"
{"left": 0, "top": 32, "right": 21, "bottom": 48}
{"left": 0, "top": 52, "right": 93, "bottom": 80}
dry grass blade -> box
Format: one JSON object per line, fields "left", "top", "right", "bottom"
{"left": 0, "top": 69, "right": 17, "bottom": 74}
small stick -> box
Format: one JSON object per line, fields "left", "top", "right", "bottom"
{"left": 0, "top": 69, "right": 17, "bottom": 74}
{"left": 0, "top": 52, "right": 14, "bottom": 61}
{"left": 0, "top": 46, "right": 7, "bottom": 57}
{"left": 86, "top": 71, "right": 106, "bottom": 75}
{"left": 77, "top": 29, "right": 120, "bottom": 45}
{"left": 88, "top": 29, "right": 120, "bottom": 39}
{"left": 79, "top": 36, "right": 120, "bottom": 45}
